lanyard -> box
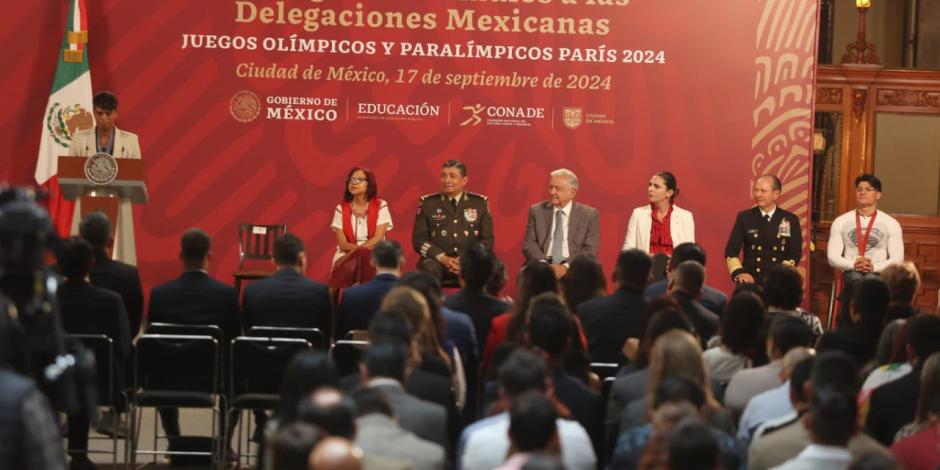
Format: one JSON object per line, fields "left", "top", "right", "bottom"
{"left": 855, "top": 210, "right": 877, "bottom": 257}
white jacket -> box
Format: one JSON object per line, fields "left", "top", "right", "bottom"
{"left": 622, "top": 204, "right": 695, "bottom": 253}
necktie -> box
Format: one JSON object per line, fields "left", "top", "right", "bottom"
{"left": 552, "top": 210, "right": 565, "bottom": 264}
{"left": 450, "top": 198, "right": 457, "bottom": 210}
{"left": 764, "top": 214, "right": 771, "bottom": 223}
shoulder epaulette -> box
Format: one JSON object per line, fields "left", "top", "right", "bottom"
{"left": 467, "top": 192, "right": 488, "bottom": 200}
{"left": 419, "top": 193, "right": 438, "bottom": 201}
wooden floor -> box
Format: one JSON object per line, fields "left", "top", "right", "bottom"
{"left": 71, "top": 407, "right": 262, "bottom": 469}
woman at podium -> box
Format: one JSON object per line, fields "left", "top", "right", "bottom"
{"left": 68, "top": 91, "right": 141, "bottom": 266}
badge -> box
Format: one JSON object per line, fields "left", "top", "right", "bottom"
{"left": 432, "top": 212, "right": 447, "bottom": 222}
{"left": 778, "top": 219, "right": 791, "bottom": 238}
{"left": 464, "top": 230, "right": 469, "bottom": 236}
{"left": 464, "top": 208, "right": 478, "bottom": 223}
{"left": 441, "top": 230, "right": 447, "bottom": 237}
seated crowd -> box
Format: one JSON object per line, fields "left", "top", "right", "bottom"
{"left": 45, "top": 212, "right": 940, "bottom": 470}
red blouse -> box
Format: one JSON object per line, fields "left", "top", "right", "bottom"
{"left": 649, "top": 203, "right": 674, "bottom": 255}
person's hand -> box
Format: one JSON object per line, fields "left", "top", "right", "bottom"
{"left": 854, "top": 256, "right": 869, "bottom": 272}
{"left": 735, "top": 273, "right": 756, "bottom": 284}
{"left": 862, "top": 258, "right": 875, "bottom": 273}
{"left": 551, "top": 264, "right": 568, "bottom": 279}
{"left": 440, "top": 255, "right": 460, "bottom": 274}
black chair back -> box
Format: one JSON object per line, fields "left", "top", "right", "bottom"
{"left": 230, "top": 337, "right": 313, "bottom": 397}
{"left": 135, "top": 334, "right": 219, "bottom": 395}
{"left": 146, "top": 322, "right": 223, "bottom": 342}
{"left": 67, "top": 334, "right": 115, "bottom": 406}
{"left": 331, "top": 340, "right": 369, "bottom": 377}
{"left": 247, "top": 326, "right": 326, "bottom": 350}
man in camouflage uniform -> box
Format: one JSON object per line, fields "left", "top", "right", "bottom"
{"left": 725, "top": 175, "right": 802, "bottom": 285}
{"left": 412, "top": 160, "right": 494, "bottom": 284}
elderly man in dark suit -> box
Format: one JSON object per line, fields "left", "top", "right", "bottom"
{"left": 78, "top": 212, "right": 144, "bottom": 338}
{"left": 56, "top": 237, "right": 131, "bottom": 468}
{"left": 242, "top": 233, "right": 332, "bottom": 335}
{"left": 336, "top": 240, "right": 404, "bottom": 336}
{"left": 147, "top": 228, "right": 241, "bottom": 441}
{"left": 523, "top": 168, "right": 600, "bottom": 278}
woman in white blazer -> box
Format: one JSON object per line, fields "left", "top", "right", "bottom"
{"left": 622, "top": 171, "right": 695, "bottom": 255}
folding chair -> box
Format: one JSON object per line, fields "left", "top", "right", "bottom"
{"left": 590, "top": 362, "right": 620, "bottom": 381}
{"left": 248, "top": 326, "right": 327, "bottom": 350}
{"left": 330, "top": 340, "right": 369, "bottom": 377}
{"left": 130, "top": 334, "right": 221, "bottom": 468}
{"left": 66, "top": 334, "right": 125, "bottom": 468}
{"left": 233, "top": 223, "right": 287, "bottom": 296}
{"left": 226, "top": 336, "right": 314, "bottom": 466}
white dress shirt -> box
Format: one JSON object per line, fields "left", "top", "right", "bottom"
{"left": 769, "top": 444, "right": 851, "bottom": 470}
{"left": 546, "top": 201, "right": 572, "bottom": 260}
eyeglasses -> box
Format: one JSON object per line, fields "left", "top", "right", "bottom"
{"left": 855, "top": 187, "right": 878, "bottom": 193}
{"left": 348, "top": 177, "right": 367, "bottom": 184}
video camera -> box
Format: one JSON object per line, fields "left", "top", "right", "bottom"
{"left": 0, "top": 186, "right": 96, "bottom": 416}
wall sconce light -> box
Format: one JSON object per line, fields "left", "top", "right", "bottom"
{"left": 841, "top": 0, "right": 880, "bottom": 64}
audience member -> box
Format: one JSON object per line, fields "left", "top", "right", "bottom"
{"left": 577, "top": 249, "right": 651, "bottom": 364}
{"left": 848, "top": 453, "right": 902, "bottom": 470}
{"left": 866, "top": 314, "right": 940, "bottom": 446}
{"left": 525, "top": 294, "right": 601, "bottom": 451}
{"left": 458, "top": 349, "right": 596, "bottom": 470}
{"left": 749, "top": 354, "right": 815, "bottom": 443}
{"left": 770, "top": 387, "right": 858, "bottom": 470}
{"left": 444, "top": 243, "right": 511, "bottom": 349}
{"left": 818, "top": 277, "right": 891, "bottom": 368}
{"left": 668, "top": 260, "right": 719, "bottom": 346}
{"left": 749, "top": 351, "right": 890, "bottom": 470}
{"left": 560, "top": 254, "right": 607, "bottom": 312}
{"left": 764, "top": 265, "right": 823, "bottom": 340}
{"left": 55, "top": 236, "right": 131, "bottom": 467}
{"left": 488, "top": 261, "right": 559, "bottom": 363}
{"left": 147, "top": 228, "right": 242, "bottom": 440}
{"left": 893, "top": 352, "right": 940, "bottom": 440}
{"left": 738, "top": 348, "right": 814, "bottom": 443}
{"left": 606, "top": 305, "right": 695, "bottom": 441}
{"left": 242, "top": 233, "right": 332, "bottom": 334}
{"left": 619, "top": 330, "right": 730, "bottom": 434}
{"left": 0, "top": 305, "right": 66, "bottom": 470}
{"left": 724, "top": 315, "right": 813, "bottom": 416}
{"left": 336, "top": 240, "right": 404, "bottom": 335}
{"left": 609, "top": 377, "right": 744, "bottom": 470}
{"left": 379, "top": 287, "right": 454, "bottom": 380}
{"left": 297, "top": 387, "right": 356, "bottom": 439}
{"left": 880, "top": 262, "right": 922, "bottom": 322}
{"left": 667, "top": 419, "right": 721, "bottom": 470}
{"left": 890, "top": 387, "right": 940, "bottom": 470}
{"left": 351, "top": 386, "right": 445, "bottom": 470}
{"left": 644, "top": 242, "right": 728, "bottom": 315}
{"left": 359, "top": 340, "right": 450, "bottom": 453}
{"left": 270, "top": 423, "right": 323, "bottom": 470}
{"left": 485, "top": 257, "right": 512, "bottom": 303}
{"left": 401, "top": 271, "right": 479, "bottom": 417}
{"left": 496, "top": 391, "right": 560, "bottom": 470}
{"left": 858, "top": 320, "right": 910, "bottom": 423}
{"left": 704, "top": 292, "right": 766, "bottom": 386}
{"left": 78, "top": 212, "right": 143, "bottom": 337}
{"left": 308, "top": 437, "right": 363, "bottom": 470}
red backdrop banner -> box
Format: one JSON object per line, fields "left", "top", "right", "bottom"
{"left": 0, "top": 0, "right": 819, "bottom": 299}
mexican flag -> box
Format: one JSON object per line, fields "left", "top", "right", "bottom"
{"left": 36, "top": 0, "right": 94, "bottom": 237}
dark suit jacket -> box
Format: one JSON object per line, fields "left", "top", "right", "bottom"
{"left": 816, "top": 323, "right": 880, "bottom": 369}
{"left": 57, "top": 281, "right": 132, "bottom": 392}
{"left": 148, "top": 271, "right": 241, "bottom": 342}
{"left": 90, "top": 249, "right": 144, "bottom": 337}
{"left": 576, "top": 288, "right": 648, "bottom": 364}
{"left": 866, "top": 363, "right": 921, "bottom": 446}
{"left": 522, "top": 200, "right": 600, "bottom": 262}
{"left": 336, "top": 273, "right": 399, "bottom": 334}
{"left": 443, "top": 289, "right": 510, "bottom": 350}
{"left": 672, "top": 291, "right": 720, "bottom": 345}
{"left": 645, "top": 279, "right": 727, "bottom": 316}
{"left": 242, "top": 268, "right": 332, "bottom": 334}
{"left": 371, "top": 382, "right": 450, "bottom": 454}
{"left": 553, "top": 369, "right": 602, "bottom": 454}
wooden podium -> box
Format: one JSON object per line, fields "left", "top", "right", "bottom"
{"left": 57, "top": 155, "right": 148, "bottom": 243}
